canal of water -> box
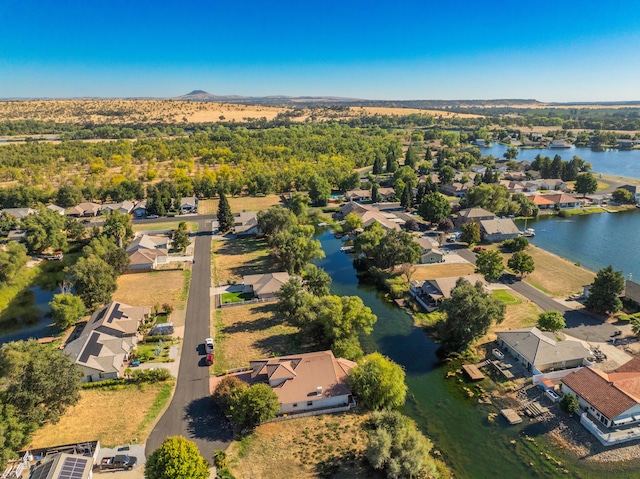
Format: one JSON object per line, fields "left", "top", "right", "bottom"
{"left": 314, "top": 229, "right": 638, "bottom": 478}
{"left": 0, "top": 286, "right": 57, "bottom": 345}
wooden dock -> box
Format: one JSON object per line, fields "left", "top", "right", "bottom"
{"left": 462, "top": 364, "right": 485, "bottom": 381}
{"left": 501, "top": 409, "right": 523, "bottom": 425}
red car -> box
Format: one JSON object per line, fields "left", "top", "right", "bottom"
{"left": 205, "top": 353, "right": 214, "bottom": 366}
{"left": 473, "top": 246, "right": 486, "bottom": 253}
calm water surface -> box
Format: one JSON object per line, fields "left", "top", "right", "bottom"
{"left": 0, "top": 286, "right": 57, "bottom": 345}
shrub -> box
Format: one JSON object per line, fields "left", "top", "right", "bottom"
{"left": 560, "top": 393, "right": 579, "bottom": 414}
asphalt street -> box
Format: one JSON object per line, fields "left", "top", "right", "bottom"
{"left": 145, "top": 217, "right": 232, "bottom": 462}
{"left": 452, "top": 245, "right": 619, "bottom": 342}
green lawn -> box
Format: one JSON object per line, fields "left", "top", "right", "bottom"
{"left": 221, "top": 291, "right": 254, "bottom": 303}
{"left": 133, "top": 221, "right": 198, "bottom": 233}
{"left": 492, "top": 289, "right": 522, "bottom": 305}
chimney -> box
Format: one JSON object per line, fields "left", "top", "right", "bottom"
{"left": 317, "top": 386, "right": 323, "bottom": 396}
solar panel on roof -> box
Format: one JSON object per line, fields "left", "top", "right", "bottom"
{"left": 29, "top": 460, "right": 54, "bottom": 479}
{"left": 58, "top": 456, "right": 88, "bottom": 479}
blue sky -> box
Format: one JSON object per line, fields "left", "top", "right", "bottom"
{"left": 1, "top": 0, "right": 640, "bottom": 101}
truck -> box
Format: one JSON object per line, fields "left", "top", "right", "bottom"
{"left": 99, "top": 454, "right": 137, "bottom": 471}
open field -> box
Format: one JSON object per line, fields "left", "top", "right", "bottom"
{"left": 213, "top": 303, "right": 301, "bottom": 374}
{"left": 132, "top": 221, "right": 198, "bottom": 233}
{"left": 113, "top": 270, "right": 185, "bottom": 311}
{"left": 29, "top": 382, "right": 173, "bottom": 448}
{"left": 213, "top": 238, "right": 276, "bottom": 283}
{"left": 227, "top": 412, "right": 377, "bottom": 479}
{"left": 524, "top": 245, "right": 595, "bottom": 298}
{"left": 199, "top": 195, "right": 283, "bottom": 215}
{"left": 482, "top": 294, "right": 542, "bottom": 344}
{"left": 410, "top": 263, "right": 476, "bottom": 281}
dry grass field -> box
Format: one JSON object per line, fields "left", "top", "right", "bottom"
{"left": 213, "top": 303, "right": 301, "bottom": 373}
{"left": 227, "top": 412, "right": 376, "bottom": 479}
{"left": 213, "top": 238, "right": 275, "bottom": 283}
{"left": 409, "top": 263, "right": 476, "bottom": 282}
{"left": 29, "top": 383, "right": 172, "bottom": 448}
{"left": 113, "top": 270, "right": 186, "bottom": 310}
{"left": 199, "top": 195, "right": 283, "bottom": 215}
{"left": 482, "top": 294, "right": 542, "bottom": 344}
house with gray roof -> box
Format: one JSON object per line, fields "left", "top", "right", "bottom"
{"left": 1, "top": 207, "right": 36, "bottom": 219}
{"left": 410, "top": 274, "right": 487, "bottom": 310}
{"left": 234, "top": 211, "right": 260, "bottom": 237}
{"left": 243, "top": 272, "right": 290, "bottom": 299}
{"left": 45, "top": 204, "right": 66, "bottom": 215}
{"left": 126, "top": 234, "right": 169, "bottom": 270}
{"left": 64, "top": 301, "right": 150, "bottom": 382}
{"left": 180, "top": 196, "right": 198, "bottom": 214}
{"left": 455, "top": 207, "right": 496, "bottom": 228}
{"left": 496, "top": 327, "right": 591, "bottom": 375}
{"left": 413, "top": 237, "right": 444, "bottom": 264}
{"left": 479, "top": 218, "right": 520, "bottom": 242}
{"left": 102, "top": 200, "right": 135, "bottom": 215}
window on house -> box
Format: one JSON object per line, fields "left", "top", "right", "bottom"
{"left": 292, "top": 403, "right": 297, "bottom": 407}
{"left": 307, "top": 401, "right": 313, "bottom": 406}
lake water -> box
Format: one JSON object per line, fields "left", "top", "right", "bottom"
{"left": 0, "top": 286, "right": 57, "bottom": 345}
{"left": 483, "top": 143, "right": 640, "bottom": 180}
{"left": 516, "top": 209, "right": 640, "bottom": 281}
{"left": 313, "top": 230, "right": 619, "bottom": 478}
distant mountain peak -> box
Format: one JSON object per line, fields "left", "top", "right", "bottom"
{"left": 184, "top": 90, "right": 210, "bottom": 96}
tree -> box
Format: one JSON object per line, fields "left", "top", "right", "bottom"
{"left": 586, "top": 265, "right": 625, "bottom": 315}
{"left": 475, "top": 250, "right": 504, "bottom": 282}
{"left": 348, "top": 353, "right": 407, "bottom": 410}
{"left": 64, "top": 217, "right": 87, "bottom": 242}
{"left": 229, "top": 383, "right": 279, "bottom": 429}
{"left": 538, "top": 310, "right": 566, "bottom": 332}
{"left": 211, "top": 376, "right": 248, "bottom": 414}
{"left": 21, "top": 207, "right": 67, "bottom": 254}
{"left": 102, "top": 210, "right": 133, "bottom": 248}
{"left": 398, "top": 262, "right": 417, "bottom": 283}
{"left": 560, "top": 393, "right": 579, "bottom": 414}
{"left": 575, "top": 172, "right": 598, "bottom": 197}
{"left": 400, "top": 184, "right": 412, "bottom": 208}
{"left": 308, "top": 174, "right": 331, "bottom": 206}
{"left": 440, "top": 278, "right": 505, "bottom": 352}
{"left": 343, "top": 213, "right": 363, "bottom": 233}
{"left": 502, "top": 236, "right": 528, "bottom": 252}
{"left": 366, "top": 410, "right": 437, "bottom": 479}
{"left": 316, "top": 295, "right": 377, "bottom": 346}
{"left": 417, "top": 192, "right": 451, "bottom": 224}
{"left": 0, "top": 212, "right": 18, "bottom": 235}
{"left": 270, "top": 225, "right": 324, "bottom": 274}
{"left": 288, "top": 192, "right": 310, "bottom": 217}
{"left": 612, "top": 188, "right": 635, "bottom": 204}
{"left": 461, "top": 221, "right": 481, "bottom": 245}
{"left": 276, "top": 277, "right": 307, "bottom": 318}
{"left": 145, "top": 436, "right": 209, "bottom": 479}
{"left": 217, "top": 192, "right": 234, "bottom": 233}
{"left": 438, "top": 165, "right": 455, "bottom": 185}
{"left": 82, "top": 236, "right": 130, "bottom": 274}
{"left": 171, "top": 221, "right": 191, "bottom": 252}
{"left": 371, "top": 183, "right": 381, "bottom": 203}
{"left": 354, "top": 222, "right": 385, "bottom": 258}
{"left": 631, "top": 317, "right": 640, "bottom": 336}
{"left": 507, "top": 251, "right": 534, "bottom": 277}
{"left": 438, "top": 217, "right": 454, "bottom": 232}
{"left": 50, "top": 293, "right": 85, "bottom": 330}
{"left": 56, "top": 185, "right": 82, "bottom": 208}
{"left": 67, "top": 256, "right": 117, "bottom": 310}
{"left": 373, "top": 151, "right": 384, "bottom": 175}
{"left": 385, "top": 146, "right": 398, "bottom": 173}
{"left": 302, "top": 264, "right": 331, "bottom": 296}
{"left": 257, "top": 205, "right": 296, "bottom": 237}
{"left": 503, "top": 146, "right": 519, "bottom": 160}
{"left": 404, "top": 146, "right": 418, "bottom": 169}
{"left": 0, "top": 243, "right": 28, "bottom": 284}
{"left": 374, "top": 230, "right": 421, "bottom": 269}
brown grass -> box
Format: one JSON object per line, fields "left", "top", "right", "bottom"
{"left": 227, "top": 412, "right": 377, "bottom": 479}
{"left": 482, "top": 294, "right": 542, "bottom": 344}
{"left": 113, "top": 270, "right": 185, "bottom": 310}
{"left": 214, "top": 303, "right": 301, "bottom": 372}
{"left": 410, "top": 263, "right": 476, "bottom": 282}
{"left": 213, "top": 238, "right": 276, "bottom": 283}
{"left": 199, "top": 195, "right": 283, "bottom": 215}
{"left": 29, "top": 383, "right": 168, "bottom": 448}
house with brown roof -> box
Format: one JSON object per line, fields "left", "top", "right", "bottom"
{"left": 560, "top": 357, "right": 640, "bottom": 444}
{"left": 527, "top": 194, "right": 556, "bottom": 209}
{"left": 125, "top": 234, "right": 169, "bottom": 270}
{"left": 65, "top": 202, "right": 102, "bottom": 217}
{"left": 344, "top": 189, "right": 372, "bottom": 203}
{"left": 64, "top": 301, "right": 150, "bottom": 382}
{"left": 455, "top": 207, "right": 496, "bottom": 228}
{"left": 410, "top": 274, "right": 487, "bottom": 310}
{"left": 234, "top": 211, "right": 260, "bottom": 237}
{"left": 497, "top": 327, "right": 591, "bottom": 375}
{"left": 542, "top": 193, "right": 581, "bottom": 209}
{"left": 479, "top": 218, "right": 521, "bottom": 243}
{"left": 243, "top": 272, "right": 290, "bottom": 299}
{"left": 439, "top": 181, "right": 473, "bottom": 198}
{"left": 247, "top": 350, "right": 356, "bottom": 416}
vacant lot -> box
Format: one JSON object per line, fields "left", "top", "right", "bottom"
{"left": 213, "top": 303, "right": 301, "bottom": 374}
{"left": 29, "top": 382, "right": 172, "bottom": 448}
{"left": 227, "top": 412, "right": 376, "bottom": 479}
{"left": 482, "top": 294, "right": 542, "bottom": 344}
{"left": 199, "top": 195, "right": 283, "bottom": 215}
{"left": 213, "top": 238, "right": 276, "bottom": 283}
{"left": 113, "top": 270, "right": 186, "bottom": 311}
{"left": 410, "top": 263, "right": 476, "bottom": 282}
{"left": 132, "top": 221, "right": 198, "bottom": 233}
{"left": 523, "top": 246, "right": 595, "bottom": 298}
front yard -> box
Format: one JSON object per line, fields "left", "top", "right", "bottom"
{"left": 29, "top": 382, "right": 173, "bottom": 448}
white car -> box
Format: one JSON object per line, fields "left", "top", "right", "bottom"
{"left": 147, "top": 214, "right": 159, "bottom": 219}
{"left": 205, "top": 338, "right": 214, "bottom": 354}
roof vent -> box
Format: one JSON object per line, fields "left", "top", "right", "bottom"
{"left": 317, "top": 386, "right": 323, "bottom": 396}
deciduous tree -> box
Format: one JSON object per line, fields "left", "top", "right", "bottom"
{"left": 538, "top": 310, "right": 566, "bottom": 332}
{"left": 171, "top": 221, "right": 191, "bottom": 252}
{"left": 418, "top": 192, "right": 451, "bottom": 224}
{"left": 145, "top": 436, "right": 209, "bottom": 479}
{"left": 308, "top": 174, "right": 331, "bottom": 206}
{"left": 67, "top": 256, "right": 117, "bottom": 310}
{"left": 348, "top": 353, "right": 407, "bottom": 410}
{"left": 302, "top": 264, "right": 331, "bottom": 297}
{"left": 461, "top": 221, "right": 481, "bottom": 245}
{"left": 257, "top": 205, "right": 296, "bottom": 237}
{"left": 475, "top": 250, "right": 504, "bottom": 282}
{"left": 575, "top": 172, "right": 598, "bottom": 197}
{"left": 50, "top": 293, "right": 86, "bottom": 330}
{"left": 343, "top": 213, "right": 363, "bottom": 233}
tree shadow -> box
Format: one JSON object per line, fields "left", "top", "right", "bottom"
{"left": 183, "top": 397, "right": 234, "bottom": 444}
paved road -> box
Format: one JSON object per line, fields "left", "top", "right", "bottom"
{"left": 145, "top": 217, "right": 232, "bottom": 462}
{"left": 452, "top": 245, "right": 620, "bottom": 342}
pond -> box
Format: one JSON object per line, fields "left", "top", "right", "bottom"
{"left": 313, "top": 228, "right": 636, "bottom": 478}
{"left": 0, "top": 286, "right": 58, "bottom": 345}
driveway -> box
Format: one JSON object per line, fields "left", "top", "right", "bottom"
{"left": 146, "top": 219, "right": 233, "bottom": 462}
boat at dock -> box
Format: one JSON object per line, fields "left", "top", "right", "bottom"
{"left": 521, "top": 227, "right": 535, "bottom": 237}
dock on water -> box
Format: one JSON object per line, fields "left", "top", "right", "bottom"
{"left": 501, "top": 409, "right": 523, "bottom": 425}
{"left": 462, "top": 364, "right": 485, "bottom": 381}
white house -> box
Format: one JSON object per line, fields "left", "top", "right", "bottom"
{"left": 180, "top": 196, "right": 198, "bottom": 214}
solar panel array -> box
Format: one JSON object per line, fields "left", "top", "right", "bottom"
{"left": 29, "top": 460, "right": 54, "bottom": 479}
{"left": 58, "top": 456, "right": 88, "bottom": 479}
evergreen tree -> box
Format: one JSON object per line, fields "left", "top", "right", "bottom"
{"left": 373, "top": 151, "right": 384, "bottom": 175}
{"left": 217, "top": 191, "right": 234, "bottom": 233}
{"left": 371, "top": 183, "right": 381, "bottom": 203}
{"left": 425, "top": 147, "right": 432, "bottom": 162}
{"left": 400, "top": 184, "right": 413, "bottom": 208}
{"left": 385, "top": 147, "right": 398, "bottom": 173}
{"left": 586, "top": 265, "right": 625, "bottom": 315}
{"left": 405, "top": 146, "right": 417, "bottom": 169}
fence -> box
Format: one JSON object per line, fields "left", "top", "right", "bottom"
{"left": 532, "top": 368, "right": 582, "bottom": 386}
{"left": 580, "top": 413, "right": 640, "bottom": 446}
{"left": 219, "top": 297, "right": 277, "bottom": 308}
{"left": 262, "top": 400, "right": 357, "bottom": 424}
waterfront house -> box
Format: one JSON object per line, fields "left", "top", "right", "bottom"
{"left": 478, "top": 218, "right": 520, "bottom": 242}
{"left": 455, "top": 207, "right": 496, "bottom": 228}
{"left": 527, "top": 194, "right": 556, "bottom": 210}
{"left": 410, "top": 274, "right": 487, "bottom": 310}
{"left": 413, "top": 237, "right": 444, "bottom": 264}
{"left": 620, "top": 185, "right": 640, "bottom": 203}
{"left": 64, "top": 301, "right": 150, "bottom": 382}
{"left": 624, "top": 280, "right": 640, "bottom": 306}
{"left": 247, "top": 350, "right": 356, "bottom": 416}
{"left": 243, "top": 272, "right": 290, "bottom": 299}
{"left": 548, "top": 140, "right": 572, "bottom": 149}
{"left": 359, "top": 209, "right": 402, "bottom": 231}
{"left": 496, "top": 327, "right": 591, "bottom": 375}
{"left": 542, "top": 193, "right": 581, "bottom": 209}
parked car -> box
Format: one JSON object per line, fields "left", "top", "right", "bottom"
{"left": 205, "top": 338, "right": 214, "bottom": 354}
{"left": 99, "top": 455, "right": 137, "bottom": 471}
{"left": 205, "top": 353, "right": 214, "bottom": 366}
{"left": 147, "top": 214, "right": 159, "bottom": 219}
{"left": 473, "top": 246, "right": 486, "bottom": 253}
